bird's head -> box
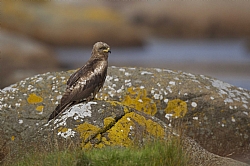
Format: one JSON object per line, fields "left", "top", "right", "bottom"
{"left": 92, "top": 42, "right": 111, "bottom": 59}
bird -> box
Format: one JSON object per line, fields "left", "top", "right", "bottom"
{"left": 48, "top": 42, "right": 111, "bottom": 121}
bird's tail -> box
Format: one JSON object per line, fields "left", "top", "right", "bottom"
{"left": 48, "top": 102, "right": 73, "bottom": 122}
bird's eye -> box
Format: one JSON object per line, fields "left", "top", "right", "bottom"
{"left": 99, "top": 46, "right": 106, "bottom": 50}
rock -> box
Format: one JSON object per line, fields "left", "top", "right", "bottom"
{"left": 1, "top": 1, "right": 143, "bottom": 47}
{"left": 101, "top": 67, "right": 250, "bottom": 160}
{"left": 117, "top": 1, "right": 250, "bottom": 38}
{"left": 0, "top": 67, "right": 249, "bottom": 165}
{"left": 0, "top": 29, "right": 60, "bottom": 88}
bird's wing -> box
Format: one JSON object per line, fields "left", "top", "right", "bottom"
{"left": 61, "top": 59, "right": 107, "bottom": 107}
{"left": 48, "top": 59, "right": 107, "bottom": 121}
{"left": 67, "top": 66, "right": 87, "bottom": 88}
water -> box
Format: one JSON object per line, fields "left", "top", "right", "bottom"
{"left": 55, "top": 38, "right": 250, "bottom": 90}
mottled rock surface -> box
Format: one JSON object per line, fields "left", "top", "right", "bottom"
{"left": 0, "top": 29, "right": 60, "bottom": 88}
{"left": 0, "top": 67, "right": 250, "bottom": 165}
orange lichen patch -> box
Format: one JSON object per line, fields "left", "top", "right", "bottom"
{"left": 106, "top": 100, "right": 121, "bottom": 107}
{"left": 129, "top": 112, "right": 165, "bottom": 138}
{"left": 107, "top": 112, "right": 166, "bottom": 147}
{"left": 35, "top": 105, "right": 44, "bottom": 112}
{"left": 104, "top": 117, "right": 116, "bottom": 128}
{"left": 123, "top": 106, "right": 131, "bottom": 114}
{"left": 165, "top": 99, "right": 187, "bottom": 118}
{"left": 107, "top": 113, "right": 135, "bottom": 147}
{"left": 122, "top": 87, "right": 157, "bottom": 116}
{"left": 58, "top": 127, "right": 68, "bottom": 133}
{"left": 76, "top": 122, "right": 102, "bottom": 149}
{"left": 11, "top": 136, "right": 15, "bottom": 141}
{"left": 145, "top": 119, "right": 165, "bottom": 137}
{"left": 27, "top": 93, "right": 43, "bottom": 104}
{"left": 222, "top": 119, "right": 227, "bottom": 124}
{"left": 106, "top": 101, "right": 131, "bottom": 114}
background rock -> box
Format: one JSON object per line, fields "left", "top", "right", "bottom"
{"left": 0, "top": 67, "right": 249, "bottom": 165}
{"left": 1, "top": 1, "right": 143, "bottom": 47}
{"left": 117, "top": 1, "right": 250, "bottom": 38}
{"left": 0, "top": 29, "right": 60, "bottom": 88}
{"left": 2, "top": 1, "right": 250, "bottom": 47}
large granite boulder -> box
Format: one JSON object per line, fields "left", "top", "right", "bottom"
{"left": 1, "top": 1, "right": 143, "bottom": 47}
{"left": 0, "top": 67, "right": 249, "bottom": 165}
{"left": 0, "top": 29, "right": 60, "bottom": 88}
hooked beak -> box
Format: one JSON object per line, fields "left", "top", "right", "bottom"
{"left": 103, "top": 47, "right": 111, "bottom": 53}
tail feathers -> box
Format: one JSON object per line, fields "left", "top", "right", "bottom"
{"left": 48, "top": 102, "right": 73, "bottom": 122}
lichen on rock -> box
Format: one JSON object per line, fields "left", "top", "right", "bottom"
{"left": 0, "top": 66, "right": 250, "bottom": 165}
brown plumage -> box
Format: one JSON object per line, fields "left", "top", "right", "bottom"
{"left": 48, "top": 42, "right": 111, "bottom": 121}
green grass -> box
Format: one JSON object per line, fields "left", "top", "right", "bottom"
{"left": 7, "top": 139, "right": 189, "bottom": 166}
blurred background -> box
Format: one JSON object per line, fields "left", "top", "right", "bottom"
{"left": 1, "top": 0, "right": 250, "bottom": 90}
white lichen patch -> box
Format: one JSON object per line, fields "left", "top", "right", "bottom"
{"left": 163, "top": 69, "right": 177, "bottom": 74}
{"left": 200, "top": 75, "right": 210, "bottom": 80}
{"left": 119, "top": 68, "right": 125, "bottom": 72}
{"left": 105, "top": 75, "right": 113, "bottom": 82}
{"left": 27, "top": 85, "right": 37, "bottom": 92}
{"left": 138, "top": 99, "right": 143, "bottom": 103}
{"left": 49, "top": 102, "right": 96, "bottom": 134}
{"left": 116, "top": 85, "right": 124, "bottom": 94}
{"left": 140, "top": 86, "right": 145, "bottom": 89}
{"left": 154, "top": 94, "right": 161, "bottom": 100}
{"left": 58, "top": 128, "right": 76, "bottom": 138}
{"left": 165, "top": 113, "right": 172, "bottom": 120}
{"left": 154, "top": 68, "right": 162, "bottom": 72}
{"left": 164, "top": 99, "right": 169, "bottom": 104}
{"left": 169, "top": 81, "right": 175, "bottom": 86}
{"left": 57, "top": 95, "right": 62, "bottom": 100}
{"left": 205, "top": 86, "right": 210, "bottom": 89}
{"left": 46, "top": 75, "right": 54, "bottom": 80}
{"left": 15, "top": 103, "right": 21, "bottom": 107}
{"left": 108, "top": 90, "right": 115, "bottom": 97}
{"left": 242, "top": 104, "right": 248, "bottom": 109}
{"left": 224, "top": 98, "right": 233, "bottom": 103}
{"left": 231, "top": 117, "right": 236, "bottom": 122}
{"left": 125, "top": 79, "right": 131, "bottom": 83}
{"left": 191, "top": 102, "right": 197, "bottom": 108}
{"left": 166, "top": 87, "right": 172, "bottom": 93}
{"left": 125, "top": 72, "right": 131, "bottom": 76}
{"left": 211, "top": 79, "right": 250, "bottom": 108}
{"left": 35, "top": 77, "right": 43, "bottom": 83}
{"left": 1, "top": 86, "right": 18, "bottom": 94}
{"left": 193, "top": 117, "right": 198, "bottom": 120}
{"left": 140, "top": 71, "right": 153, "bottom": 75}
{"left": 125, "top": 79, "right": 132, "bottom": 87}
{"left": 192, "top": 80, "right": 200, "bottom": 83}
